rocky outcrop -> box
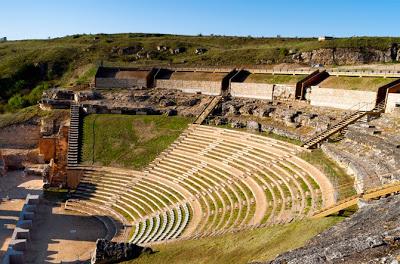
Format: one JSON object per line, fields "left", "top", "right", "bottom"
{"left": 258, "top": 194, "right": 400, "bottom": 264}
{"left": 91, "top": 239, "right": 152, "bottom": 264}
{"left": 214, "top": 98, "right": 346, "bottom": 141}
{"left": 290, "top": 46, "right": 399, "bottom": 65}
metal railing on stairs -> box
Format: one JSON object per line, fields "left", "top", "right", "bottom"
{"left": 302, "top": 101, "right": 385, "bottom": 149}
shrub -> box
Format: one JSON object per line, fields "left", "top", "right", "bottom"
{"left": 8, "top": 94, "right": 27, "bottom": 110}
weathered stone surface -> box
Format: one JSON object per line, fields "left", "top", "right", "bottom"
{"left": 321, "top": 114, "right": 400, "bottom": 192}
{"left": 247, "top": 121, "right": 260, "bottom": 131}
{"left": 258, "top": 195, "right": 400, "bottom": 264}
{"left": 290, "top": 46, "right": 399, "bottom": 65}
{"left": 91, "top": 239, "right": 152, "bottom": 264}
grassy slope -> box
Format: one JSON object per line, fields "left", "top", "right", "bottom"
{"left": 245, "top": 73, "right": 307, "bottom": 84}
{"left": 0, "top": 105, "right": 67, "bottom": 128}
{"left": 319, "top": 76, "right": 399, "bottom": 91}
{"left": 126, "top": 217, "right": 344, "bottom": 264}
{"left": 1, "top": 34, "right": 400, "bottom": 112}
{"left": 2, "top": 34, "right": 400, "bottom": 79}
{"left": 298, "top": 149, "right": 356, "bottom": 199}
{"left": 170, "top": 71, "right": 227, "bottom": 81}
{"left": 81, "top": 114, "right": 192, "bottom": 169}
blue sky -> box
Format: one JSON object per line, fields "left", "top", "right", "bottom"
{"left": 1, "top": 0, "right": 399, "bottom": 40}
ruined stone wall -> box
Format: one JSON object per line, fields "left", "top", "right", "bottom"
{"left": 385, "top": 93, "right": 400, "bottom": 113}
{"left": 230, "top": 83, "right": 274, "bottom": 100}
{"left": 0, "top": 124, "right": 40, "bottom": 149}
{"left": 230, "top": 83, "right": 296, "bottom": 100}
{"left": 273, "top": 84, "right": 297, "bottom": 100}
{"left": 156, "top": 79, "right": 221, "bottom": 95}
{"left": 38, "top": 138, "right": 56, "bottom": 162}
{"left": 308, "top": 87, "right": 377, "bottom": 111}
{"left": 95, "top": 78, "right": 147, "bottom": 89}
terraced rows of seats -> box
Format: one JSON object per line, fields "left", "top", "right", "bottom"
{"left": 65, "top": 124, "right": 335, "bottom": 245}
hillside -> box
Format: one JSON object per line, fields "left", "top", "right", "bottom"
{"left": 1, "top": 34, "right": 400, "bottom": 113}
{"left": 124, "top": 217, "right": 344, "bottom": 264}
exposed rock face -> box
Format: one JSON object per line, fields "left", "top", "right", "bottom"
{"left": 91, "top": 239, "right": 152, "bottom": 264}
{"left": 290, "top": 47, "right": 398, "bottom": 65}
{"left": 257, "top": 195, "right": 400, "bottom": 264}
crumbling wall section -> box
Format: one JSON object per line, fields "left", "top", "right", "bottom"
{"left": 0, "top": 124, "right": 40, "bottom": 149}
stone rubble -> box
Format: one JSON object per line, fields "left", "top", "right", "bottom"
{"left": 91, "top": 239, "right": 152, "bottom": 264}
{"left": 321, "top": 114, "right": 400, "bottom": 192}
{"left": 254, "top": 194, "right": 400, "bottom": 264}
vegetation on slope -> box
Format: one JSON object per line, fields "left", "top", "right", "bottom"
{"left": 1, "top": 34, "right": 400, "bottom": 113}
{"left": 81, "top": 114, "right": 192, "bottom": 169}
{"left": 0, "top": 105, "right": 67, "bottom": 128}
{"left": 244, "top": 73, "right": 307, "bottom": 84}
{"left": 319, "top": 76, "right": 399, "bottom": 91}
{"left": 298, "top": 149, "right": 356, "bottom": 199}
{"left": 125, "top": 217, "right": 344, "bottom": 264}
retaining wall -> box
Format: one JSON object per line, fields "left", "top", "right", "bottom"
{"left": 0, "top": 124, "right": 40, "bottom": 149}
{"left": 308, "top": 86, "right": 377, "bottom": 110}
{"left": 95, "top": 78, "right": 147, "bottom": 89}
{"left": 273, "top": 84, "right": 296, "bottom": 100}
{"left": 230, "top": 83, "right": 296, "bottom": 100}
{"left": 230, "top": 83, "right": 274, "bottom": 100}
{"left": 385, "top": 93, "right": 400, "bottom": 113}
{"left": 156, "top": 79, "right": 221, "bottom": 95}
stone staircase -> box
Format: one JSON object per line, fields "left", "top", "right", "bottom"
{"left": 67, "top": 104, "right": 80, "bottom": 167}
{"left": 194, "top": 96, "right": 222, "bottom": 125}
{"left": 302, "top": 102, "right": 386, "bottom": 149}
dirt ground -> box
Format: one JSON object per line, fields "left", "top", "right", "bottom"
{"left": 25, "top": 201, "right": 106, "bottom": 263}
{"left": 0, "top": 170, "right": 105, "bottom": 263}
{"left": 0, "top": 170, "right": 43, "bottom": 258}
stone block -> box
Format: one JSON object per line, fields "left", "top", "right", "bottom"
{"left": 22, "top": 204, "right": 36, "bottom": 213}
{"left": 8, "top": 239, "right": 27, "bottom": 252}
{"left": 25, "top": 194, "right": 40, "bottom": 205}
{"left": 12, "top": 228, "right": 30, "bottom": 240}
{"left": 2, "top": 248, "right": 24, "bottom": 264}
{"left": 16, "top": 220, "right": 32, "bottom": 229}
{"left": 19, "top": 211, "right": 34, "bottom": 221}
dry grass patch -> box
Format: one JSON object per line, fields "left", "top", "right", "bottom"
{"left": 244, "top": 73, "right": 307, "bottom": 84}
{"left": 318, "top": 76, "right": 398, "bottom": 91}
{"left": 170, "top": 71, "right": 227, "bottom": 81}
{"left": 125, "top": 217, "right": 344, "bottom": 264}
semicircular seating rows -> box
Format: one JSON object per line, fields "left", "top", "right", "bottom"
{"left": 65, "top": 124, "right": 335, "bottom": 245}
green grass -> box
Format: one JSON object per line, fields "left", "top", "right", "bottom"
{"left": 319, "top": 76, "right": 398, "bottom": 91}
{"left": 2, "top": 34, "right": 400, "bottom": 113}
{"left": 298, "top": 149, "right": 356, "bottom": 200}
{"left": 244, "top": 74, "right": 307, "bottom": 84}
{"left": 43, "top": 188, "right": 73, "bottom": 201}
{"left": 81, "top": 114, "right": 192, "bottom": 169}
{"left": 125, "top": 217, "right": 344, "bottom": 264}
